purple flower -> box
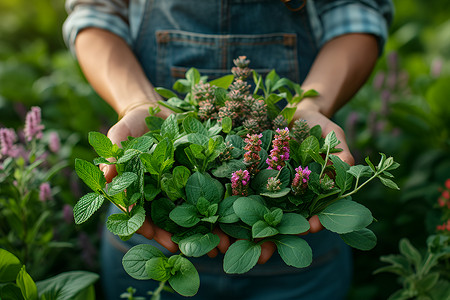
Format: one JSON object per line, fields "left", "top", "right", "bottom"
{"left": 0, "top": 128, "right": 18, "bottom": 157}
{"left": 49, "top": 132, "right": 60, "bottom": 152}
{"left": 266, "top": 128, "right": 290, "bottom": 170}
{"left": 291, "top": 166, "right": 311, "bottom": 195}
{"left": 231, "top": 169, "right": 250, "bottom": 196}
{"left": 24, "top": 107, "right": 45, "bottom": 141}
{"left": 39, "top": 182, "right": 52, "bottom": 202}
{"left": 243, "top": 133, "right": 262, "bottom": 175}
{"left": 63, "top": 204, "right": 74, "bottom": 224}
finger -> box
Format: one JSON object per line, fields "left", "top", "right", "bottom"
{"left": 153, "top": 227, "right": 178, "bottom": 253}
{"left": 136, "top": 218, "right": 155, "bottom": 240}
{"left": 309, "top": 215, "right": 324, "bottom": 233}
{"left": 257, "top": 241, "right": 276, "bottom": 264}
{"left": 100, "top": 163, "right": 117, "bottom": 183}
{"left": 213, "top": 228, "right": 231, "bottom": 254}
{"left": 207, "top": 248, "right": 219, "bottom": 258}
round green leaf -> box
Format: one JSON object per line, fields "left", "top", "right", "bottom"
{"left": 252, "top": 220, "right": 278, "bottom": 238}
{"left": 318, "top": 199, "right": 373, "bottom": 234}
{"left": 178, "top": 233, "right": 220, "bottom": 257}
{"left": 168, "top": 256, "right": 200, "bottom": 297}
{"left": 275, "top": 236, "right": 312, "bottom": 268}
{"left": 145, "top": 257, "right": 171, "bottom": 281}
{"left": 277, "top": 213, "right": 310, "bottom": 235}
{"left": 233, "top": 197, "right": 268, "bottom": 226}
{"left": 223, "top": 240, "right": 261, "bottom": 274}
{"left": 340, "top": 228, "right": 377, "bottom": 251}
{"left": 122, "top": 245, "right": 166, "bottom": 280}
{"left": 169, "top": 204, "right": 200, "bottom": 228}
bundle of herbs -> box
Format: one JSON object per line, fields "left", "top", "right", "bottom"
{"left": 73, "top": 58, "right": 400, "bottom": 297}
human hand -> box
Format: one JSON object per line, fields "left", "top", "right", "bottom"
{"left": 100, "top": 103, "right": 178, "bottom": 253}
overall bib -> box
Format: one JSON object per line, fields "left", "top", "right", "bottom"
{"left": 101, "top": 1, "right": 352, "bottom": 299}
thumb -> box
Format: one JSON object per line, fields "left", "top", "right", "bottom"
{"left": 100, "top": 163, "right": 117, "bottom": 183}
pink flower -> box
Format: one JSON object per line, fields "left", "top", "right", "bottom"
{"left": 39, "top": 182, "right": 52, "bottom": 202}
{"left": 63, "top": 204, "right": 74, "bottom": 224}
{"left": 231, "top": 169, "right": 250, "bottom": 196}
{"left": 266, "top": 128, "right": 290, "bottom": 170}
{"left": 24, "top": 107, "right": 45, "bottom": 141}
{"left": 49, "top": 132, "right": 60, "bottom": 152}
{"left": 0, "top": 128, "right": 18, "bottom": 157}
{"left": 243, "top": 133, "right": 262, "bottom": 175}
{"left": 291, "top": 166, "right": 311, "bottom": 195}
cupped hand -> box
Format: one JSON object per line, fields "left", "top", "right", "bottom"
{"left": 101, "top": 103, "right": 178, "bottom": 253}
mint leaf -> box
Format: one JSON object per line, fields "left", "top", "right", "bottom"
{"left": 223, "top": 240, "right": 261, "bottom": 274}
{"left": 330, "top": 155, "right": 353, "bottom": 193}
{"left": 185, "top": 172, "right": 223, "bottom": 205}
{"left": 277, "top": 213, "right": 310, "bottom": 234}
{"left": 75, "top": 159, "right": 106, "bottom": 192}
{"left": 88, "top": 131, "right": 113, "bottom": 158}
{"left": 145, "top": 257, "right": 171, "bottom": 281}
{"left": 340, "top": 228, "right": 377, "bottom": 251}
{"left": 274, "top": 236, "right": 312, "bottom": 268}
{"left": 168, "top": 256, "right": 200, "bottom": 297}
{"left": 218, "top": 196, "right": 240, "bottom": 223}
{"left": 169, "top": 204, "right": 200, "bottom": 228}
{"left": 233, "top": 197, "right": 268, "bottom": 226}
{"left": 300, "top": 136, "right": 320, "bottom": 165}
{"left": 0, "top": 249, "right": 22, "bottom": 282}
{"left": 318, "top": 199, "right": 373, "bottom": 234}
{"left": 107, "top": 172, "right": 138, "bottom": 196}
{"left": 161, "top": 114, "right": 179, "bottom": 139}
{"left": 73, "top": 193, "right": 104, "bottom": 224}
{"left": 252, "top": 220, "right": 278, "bottom": 238}
{"left": 16, "top": 266, "right": 37, "bottom": 300}
{"left": 161, "top": 174, "right": 184, "bottom": 201}
{"left": 106, "top": 206, "right": 146, "bottom": 236}
{"left": 172, "top": 166, "right": 191, "bottom": 189}
{"left": 183, "top": 116, "right": 208, "bottom": 136}
{"left": 117, "top": 149, "right": 141, "bottom": 164}
{"left": 122, "top": 244, "right": 165, "bottom": 280}
{"left": 178, "top": 233, "right": 220, "bottom": 257}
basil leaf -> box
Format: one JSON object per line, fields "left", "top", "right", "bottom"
{"left": 223, "top": 240, "right": 261, "bottom": 274}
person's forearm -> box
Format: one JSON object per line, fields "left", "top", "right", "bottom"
{"left": 299, "top": 33, "right": 379, "bottom": 118}
{"left": 74, "top": 28, "right": 159, "bottom": 114}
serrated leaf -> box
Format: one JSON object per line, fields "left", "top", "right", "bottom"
{"left": 73, "top": 193, "right": 104, "bottom": 224}
{"left": 122, "top": 245, "right": 165, "bottom": 280}
{"left": 340, "top": 228, "right": 377, "bottom": 251}
{"left": 160, "top": 114, "right": 179, "bottom": 140}
{"left": 75, "top": 159, "right": 106, "bottom": 192}
{"left": 182, "top": 116, "right": 208, "bottom": 136}
{"left": 300, "top": 136, "right": 320, "bottom": 165}
{"left": 106, "top": 206, "right": 146, "bottom": 236}
{"left": 323, "top": 131, "right": 340, "bottom": 150}
{"left": 88, "top": 131, "right": 113, "bottom": 158}
{"left": 107, "top": 172, "right": 138, "bottom": 196}
{"left": 223, "top": 240, "right": 261, "bottom": 274}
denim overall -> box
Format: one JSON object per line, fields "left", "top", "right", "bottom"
{"left": 101, "top": 1, "right": 352, "bottom": 299}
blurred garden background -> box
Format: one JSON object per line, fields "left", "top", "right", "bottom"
{"left": 0, "top": 0, "right": 449, "bottom": 299}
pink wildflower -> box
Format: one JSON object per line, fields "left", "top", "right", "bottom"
{"left": 231, "top": 169, "right": 250, "bottom": 196}
{"left": 39, "top": 182, "right": 52, "bottom": 202}
{"left": 24, "top": 107, "right": 45, "bottom": 141}
{"left": 266, "top": 128, "right": 290, "bottom": 170}
{"left": 291, "top": 166, "right": 312, "bottom": 195}
{"left": 243, "top": 133, "right": 262, "bottom": 175}
{"left": 0, "top": 128, "right": 18, "bottom": 157}
{"left": 49, "top": 132, "right": 60, "bottom": 153}
{"left": 63, "top": 204, "right": 74, "bottom": 224}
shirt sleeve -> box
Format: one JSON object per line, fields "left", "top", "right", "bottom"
{"left": 62, "top": 0, "right": 131, "bottom": 57}
{"left": 311, "top": 0, "right": 394, "bottom": 54}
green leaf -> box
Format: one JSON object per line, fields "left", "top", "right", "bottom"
{"left": 260, "top": 188, "right": 291, "bottom": 198}
{"left": 168, "top": 256, "right": 200, "bottom": 297}
{"left": 144, "top": 184, "right": 161, "bottom": 201}
{"left": 280, "top": 107, "right": 297, "bottom": 124}
{"left": 221, "top": 117, "right": 232, "bottom": 133}
{"left": 302, "top": 89, "right": 319, "bottom": 98}
{"left": 106, "top": 206, "right": 146, "bottom": 236}
{"left": 0, "top": 249, "right": 22, "bottom": 282}
{"left": 161, "top": 175, "right": 184, "bottom": 201}
{"left": 347, "top": 165, "right": 373, "bottom": 180}
{"left": 233, "top": 197, "right": 268, "bottom": 226}
{"left": 399, "top": 238, "right": 422, "bottom": 267}
{"left": 16, "top": 266, "right": 37, "bottom": 300}
{"left": 274, "top": 235, "right": 313, "bottom": 268}
{"left": 251, "top": 168, "right": 278, "bottom": 193}
{"left": 318, "top": 199, "right": 373, "bottom": 234}
{"left": 182, "top": 116, "right": 208, "bottom": 136}
{"left": 379, "top": 176, "right": 400, "bottom": 190}
{"left": 107, "top": 172, "right": 138, "bottom": 196}
{"left": 75, "top": 159, "right": 106, "bottom": 192}
{"left": 252, "top": 220, "right": 278, "bottom": 238}
{"left": 88, "top": 131, "right": 113, "bottom": 158}
{"left": 185, "top": 172, "right": 223, "bottom": 205}
{"left": 151, "top": 198, "right": 179, "bottom": 233}
{"left": 155, "top": 87, "right": 178, "bottom": 99}
{"left": 211, "top": 160, "right": 247, "bottom": 178}
{"left": 185, "top": 68, "right": 201, "bottom": 85}
{"left": 145, "top": 257, "right": 171, "bottom": 281}
{"left": 152, "top": 138, "right": 175, "bottom": 173}
{"left": 300, "top": 136, "right": 320, "bottom": 165}
{"left": 340, "top": 228, "right": 377, "bottom": 250}
{"left": 264, "top": 208, "right": 283, "bottom": 227}
{"left": 323, "top": 131, "right": 340, "bottom": 150}
{"left": 219, "top": 223, "right": 252, "bottom": 240}
{"left": 178, "top": 233, "right": 220, "bottom": 257}
{"left": 277, "top": 213, "right": 310, "bottom": 234}
{"left": 73, "top": 193, "right": 104, "bottom": 224}
{"left": 116, "top": 149, "right": 140, "bottom": 164}
{"left": 172, "top": 166, "right": 191, "bottom": 189}
{"left": 416, "top": 272, "right": 440, "bottom": 292}
{"left": 209, "top": 74, "right": 234, "bottom": 89}
{"left": 218, "top": 196, "right": 240, "bottom": 223}
{"left": 223, "top": 240, "right": 261, "bottom": 274}
{"left": 169, "top": 204, "right": 200, "bottom": 228}
{"left": 260, "top": 130, "right": 273, "bottom": 152}
{"left": 36, "top": 271, "right": 99, "bottom": 300}
{"left": 122, "top": 245, "right": 165, "bottom": 280}
{"left": 0, "top": 283, "right": 24, "bottom": 300}
{"left": 160, "top": 114, "right": 179, "bottom": 140}
{"left": 309, "top": 125, "right": 322, "bottom": 140}
{"left": 330, "top": 155, "right": 353, "bottom": 192}
{"left": 145, "top": 115, "right": 165, "bottom": 132}
{"left": 196, "top": 197, "right": 210, "bottom": 216}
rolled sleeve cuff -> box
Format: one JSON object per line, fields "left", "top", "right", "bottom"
{"left": 319, "top": 3, "right": 389, "bottom": 55}
{"left": 63, "top": 6, "right": 132, "bottom": 57}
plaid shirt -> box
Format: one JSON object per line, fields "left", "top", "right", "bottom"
{"left": 63, "top": 0, "right": 394, "bottom": 56}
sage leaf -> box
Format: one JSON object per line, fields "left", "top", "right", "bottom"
{"left": 106, "top": 206, "right": 146, "bottom": 236}
{"left": 340, "top": 228, "right": 377, "bottom": 251}
{"left": 73, "top": 193, "right": 104, "bottom": 224}
{"left": 122, "top": 244, "right": 165, "bottom": 280}
{"left": 318, "top": 199, "right": 373, "bottom": 234}
{"left": 223, "top": 240, "right": 261, "bottom": 274}
{"left": 75, "top": 159, "right": 106, "bottom": 192}
{"left": 275, "top": 236, "right": 313, "bottom": 268}
{"left": 178, "top": 233, "right": 220, "bottom": 257}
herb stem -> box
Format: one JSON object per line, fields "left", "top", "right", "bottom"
{"left": 318, "top": 146, "right": 330, "bottom": 179}
{"left": 100, "top": 190, "right": 128, "bottom": 215}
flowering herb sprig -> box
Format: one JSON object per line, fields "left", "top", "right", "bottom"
{"left": 266, "top": 127, "right": 290, "bottom": 170}
{"left": 243, "top": 133, "right": 262, "bottom": 175}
